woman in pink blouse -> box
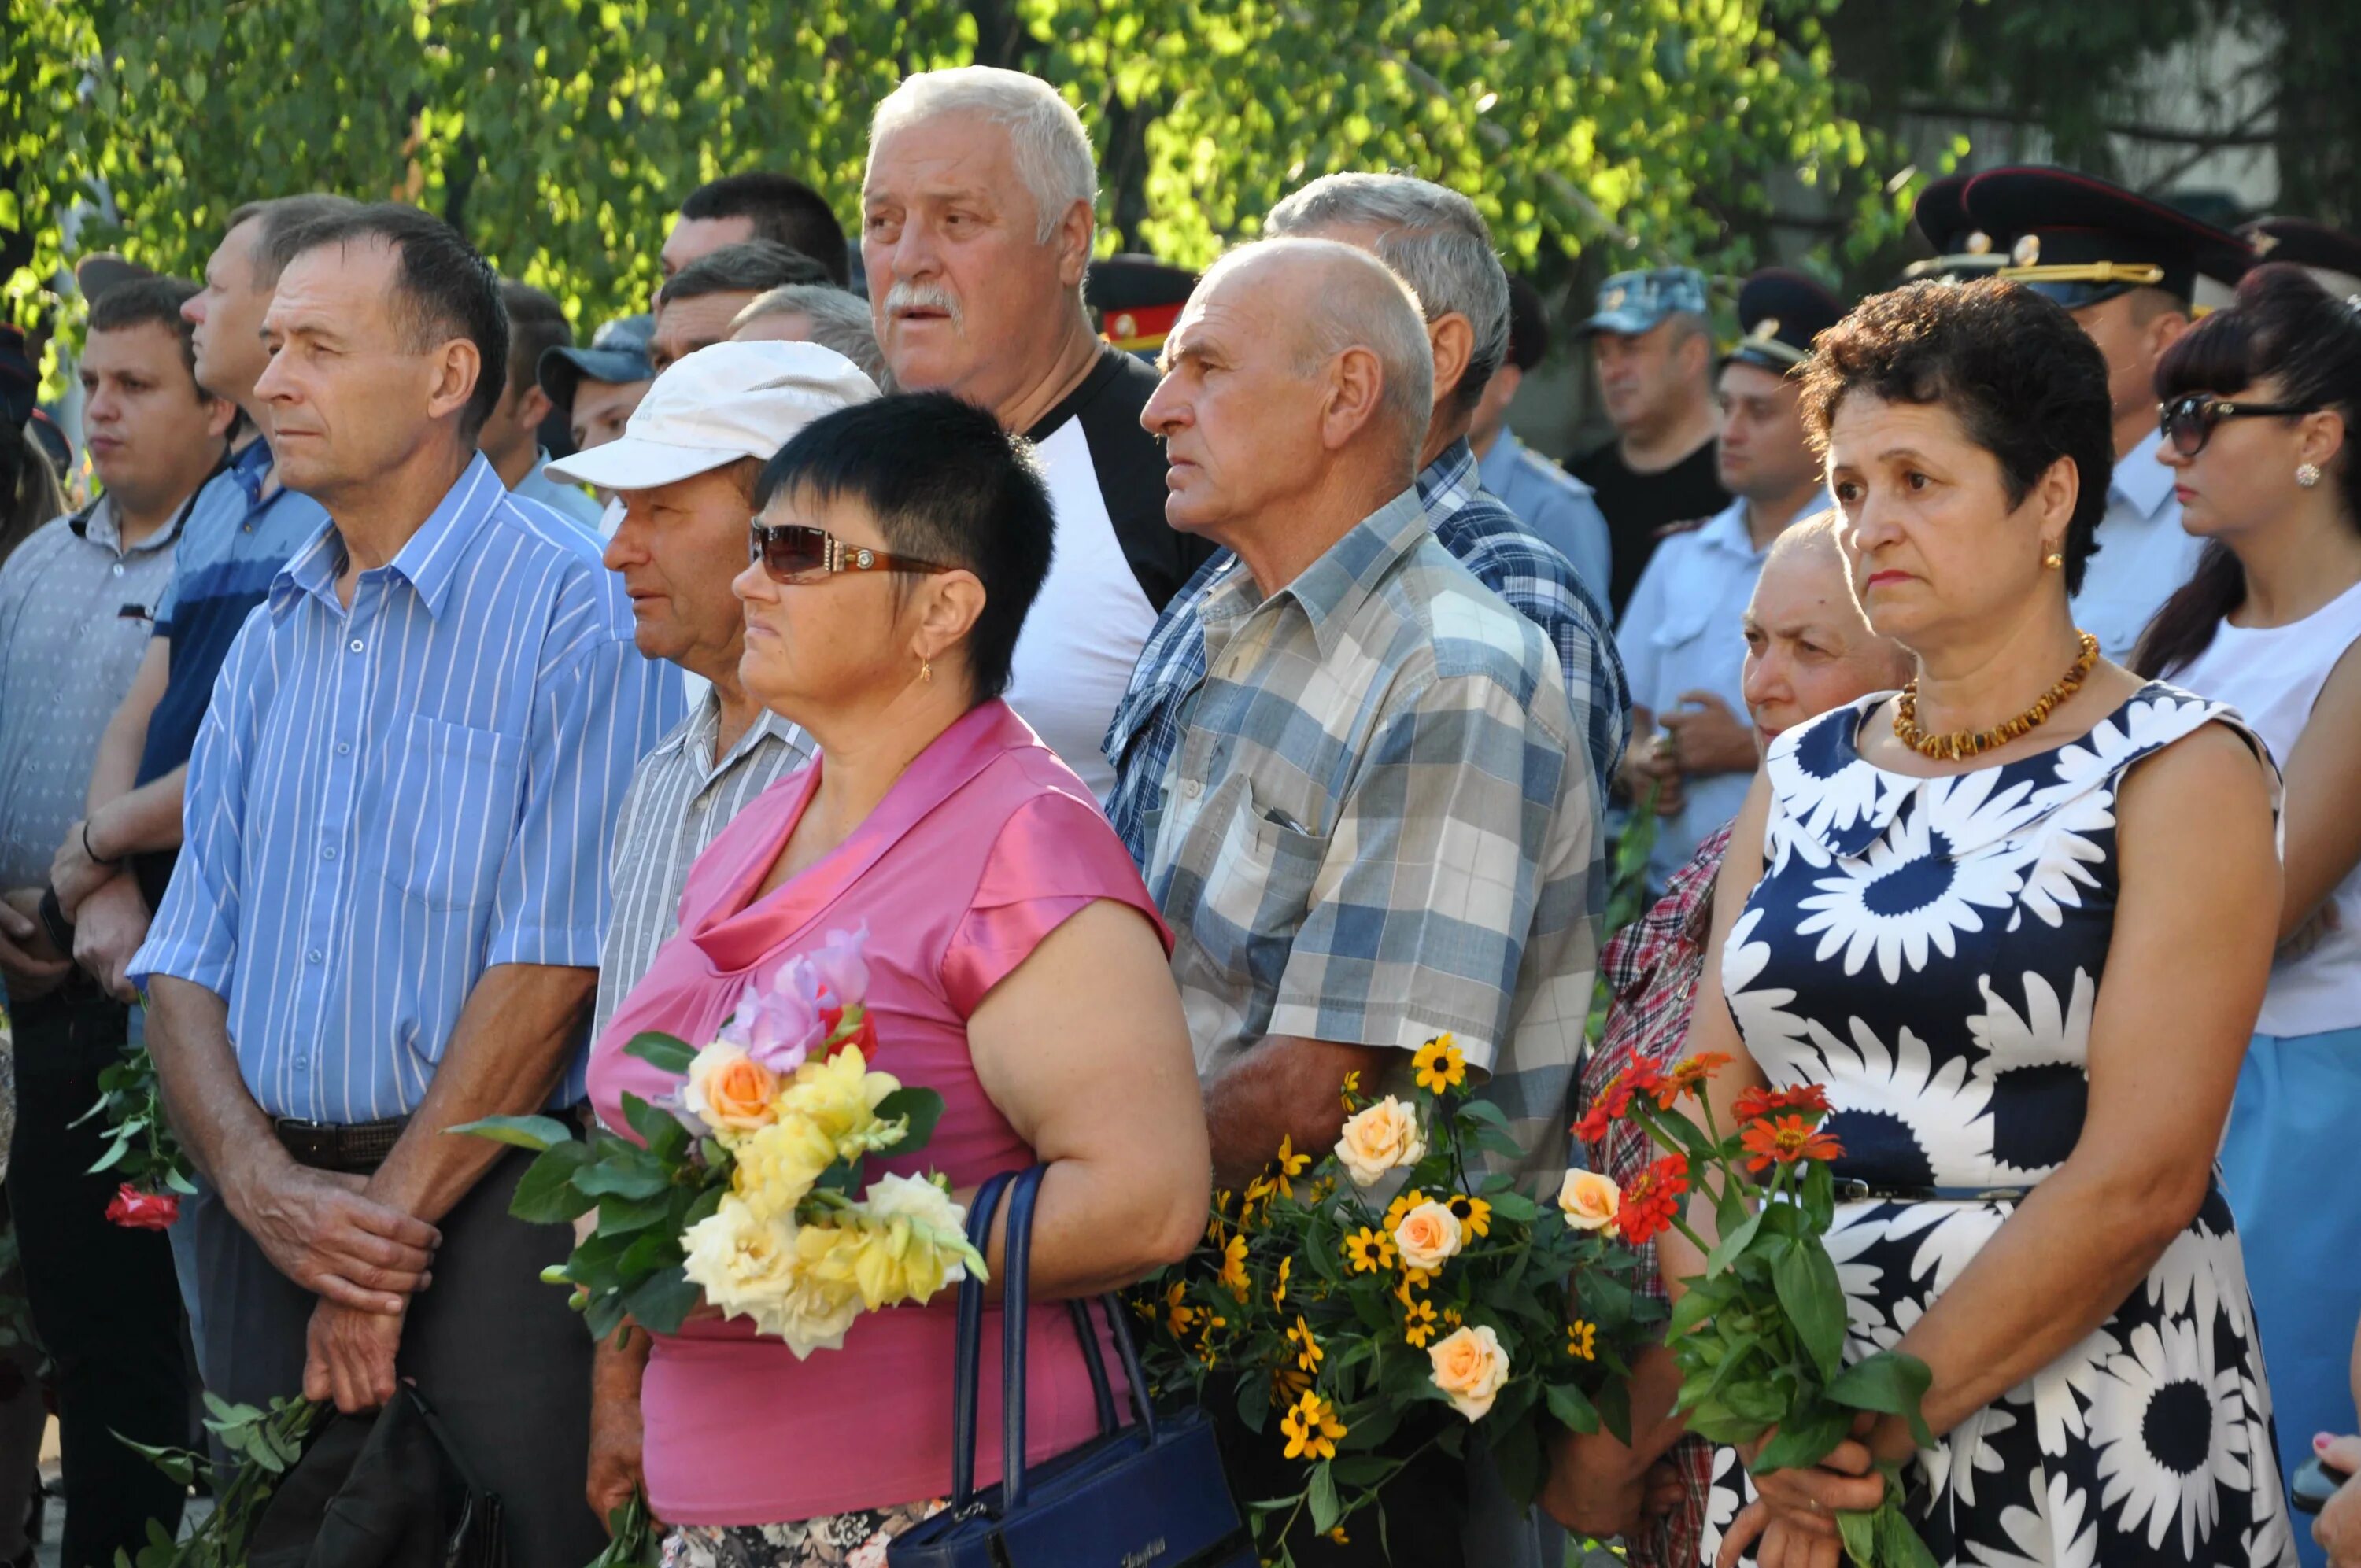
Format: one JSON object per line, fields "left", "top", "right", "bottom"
{"left": 586, "top": 394, "right": 1210, "bottom": 1567}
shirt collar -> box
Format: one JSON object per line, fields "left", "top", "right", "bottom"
{"left": 1416, "top": 437, "right": 1483, "bottom": 522}
{"left": 1206, "top": 487, "right": 1428, "bottom": 662}
{"left": 1699, "top": 497, "right": 1761, "bottom": 558}
{"left": 272, "top": 454, "right": 508, "bottom": 620}
{"left": 660, "top": 688, "right": 807, "bottom": 775}
{"left": 229, "top": 434, "right": 276, "bottom": 504}
{"left": 2110, "top": 428, "right": 2175, "bottom": 521}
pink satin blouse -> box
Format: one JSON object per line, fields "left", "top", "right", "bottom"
{"left": 586, "top": 699, "right": 1170, "bottom": 1525}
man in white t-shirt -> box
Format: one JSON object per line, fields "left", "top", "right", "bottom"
{"left": 860, "top": 65, "right": 1212, "bottom": 796}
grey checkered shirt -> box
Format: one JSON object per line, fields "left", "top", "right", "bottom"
{"left": 1145, "top": 489, "right": 1595, "bottom": 1182}
{"left": 592, "top": 695, "right": 818, "bottom": 1046}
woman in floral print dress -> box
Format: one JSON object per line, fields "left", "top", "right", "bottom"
{"left": 1668, "top": 281, "right": 2298, "bottom": 1568}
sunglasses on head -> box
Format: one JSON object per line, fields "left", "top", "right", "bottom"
{"left": 749, "top": 522, "right": 953, "bottom": 585}
{"left": 2157, "top": 393, "right": 2324, "bottom": 458}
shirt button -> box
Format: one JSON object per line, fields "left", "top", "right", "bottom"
{"left": 349, "top": 639, "right": 364, "bottom": 654}
{"left": 334, "top": 741, "right": 350, "bottom": 755}
{"left": 1183, "top": 777, "right": 1203, "bottom": 799}
{"left": 307, "top": 950, "right": 323, "bottom": 965}
{"left": 111, "top": 563, "right": 124, "bottom": 577}
{"left": 293, "top": 1058, "right": 309, "bottom": 1073}
{"left": 321, "top": 847, "right": 337, "bottom": 861}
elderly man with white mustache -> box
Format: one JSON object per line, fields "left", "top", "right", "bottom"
{"left": 861, "top": 65, "right": 1214, "bottom": 795}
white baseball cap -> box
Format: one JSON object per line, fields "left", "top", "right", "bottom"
{"left": 545, "top": 341, "right": 880, "bottom": 492}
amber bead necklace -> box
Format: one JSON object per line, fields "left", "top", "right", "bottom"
{"left": 1891, "top": 630, "right": 2101, "bottom": 762}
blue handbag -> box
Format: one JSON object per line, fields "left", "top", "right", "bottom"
{"left": 889, "top": 1164, "right": 1257, "bottom": 1568}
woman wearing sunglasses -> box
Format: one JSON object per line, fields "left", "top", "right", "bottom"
{"left": 2135, "top": 263, "right": 2361, "bottom": 1563}
{"left": 586, "top": 393, "right": 1210, "bottom": 1567}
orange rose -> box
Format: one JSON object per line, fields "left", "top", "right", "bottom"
{"left": 1556, "top": 1170, "right": 1620, "bottom": 1232}
{"left": 1392, "top": 1201, "right": 1465, "bottom": 1271}
{"left": 686, "top": 1042, "right": 781, "bottom": 1133}
{"left": 1335, "top": 1097, "right": 1426, "bottom": 1187}
{"left": 1427, "top": 1324, "right": 1511, "bottom": 1421}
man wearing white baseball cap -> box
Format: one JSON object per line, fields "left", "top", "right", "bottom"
{"left": 551, "top": 338, "right": 876, "bottom": 1035}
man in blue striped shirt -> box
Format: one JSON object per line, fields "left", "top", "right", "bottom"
{"left": 131, "top": 205, "right": 678, "bottom": 1566}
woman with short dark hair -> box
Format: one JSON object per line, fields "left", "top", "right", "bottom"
{"left": 586, "top": 393, "right": 1210, "bottom": 1567}
{"left": 1672, "top": 280, "right": 2295, "bottom": 1567}
{"left": 2135, "top": 263, "right": 2361, "bottom": 1558}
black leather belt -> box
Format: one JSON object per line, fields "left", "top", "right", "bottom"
{"left": 274, "top": 1116, "right": 408, "bottom": 1175}
{"left": 1833, "top": 1178, "right": 2030, "bottom": 1204}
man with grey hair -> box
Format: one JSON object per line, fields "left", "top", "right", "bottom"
{"left": 1133, "top": 237, "right": 1594, "bottom": 1568}
{"left": 729, "top": 282, "right": 888, "bottom": 384}
{"left": 1104, "top": 172, "right": 1628, "bottom": 877}
{"left": 863, "top": 65, "right": 1212, "bottom": 795}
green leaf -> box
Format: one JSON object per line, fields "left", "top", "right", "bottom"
{"left": 1752, "top": 1404, "right": 1849, "bottom": 1470}
{"left": 1772, "top": 1239, "right": 1848, "bottom": 1382}
{"left": 592, "top": 1189, "right": 674, "bottom": 1236}
{"left": 1704, "top": 1208, "right": 1764, "bottom": 1278}
{"left": 509, "top": 1141, "right": 597, "bottom": 1223}
{"left": 620, "top": 1093, "right": 682, "bottom": 1153}
{"left": 872, "top": 1087, "right": 945, "bottom": 1155}
{"left": 1307, "top": 1462, "right": 1341, "bottom": 1533}
{"left": 623, "top": 1266, "right": 701, "bottom": 1335}
{"left": 575, "top": 1157, "right": 671, "bottom": 1201}
{"left": 623, "top": 1032, "right": 698, "bottom": 1075}
{"left": 449, "top": 1114, "right": 575, "bottom": 1153}
{"left": 1543, "top": 1381, "right": 1599, "bottom": 1434}
{"left": 1874, "top": 1493, "right": 1940, "bottom": 1568}
{"left": 1838, "top": 1506, "right": 1876, "bottom": 1566}
{"left": 1487, "top": 1189, "right": 1539, "bottom": 1223}
{"left": 1827, "top": 1351, "right": 1935, "bottom": 1447}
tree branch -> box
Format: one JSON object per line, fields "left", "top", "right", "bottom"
{"left": 1898, "top": 98, "right": 2278, "bottom": 149}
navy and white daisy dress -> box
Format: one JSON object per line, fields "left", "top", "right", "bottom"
{"left": 1698, "top": 683, "right": 2298, "bottom": 1568}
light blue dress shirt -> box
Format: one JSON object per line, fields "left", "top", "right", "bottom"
{"left": 1616, "top": 495, "right": 1815, "bottom": 890}
{"left": 1478, "top": 429, "right": 1613, "bottom": 607}
{"left": 131, "top": 456, "right": 682, "bottom": 1123}
{"left": 509, "top": 448, "right": 606, "bottom": 531}
{"left": 2070, "top": 427, "right": 2203, "bottom": 666}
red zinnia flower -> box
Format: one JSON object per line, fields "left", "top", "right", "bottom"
{"left": 1572, "top": 1060, "right": 1674, "bottom": 1146}
{"left": 1739, "top": 1114, "right": 1845, "bottom": 1173}
{"left": 1654, "top": 1052, "right": 1735, "bottom": 1108}
{"left": 1614, "top": 1153, "right": 1690, "bottom": 1246}
{"left": 1733, "top": 1083, "right": 1833, "bottom": 1124}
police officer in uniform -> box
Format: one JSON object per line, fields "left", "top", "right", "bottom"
{"left": 2239, "top": 216, "right": 2361, "bottom": 299}
{"left": 1616, "top": 267, "right": 1845, "bottom": 891}
{"left": 1946, "top": 165, "right": 2254, "bottom": 662}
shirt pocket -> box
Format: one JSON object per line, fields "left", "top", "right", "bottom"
{"left": 381, "top": 714, "right": 525, "bottom": 912}
{"left": 1177, "top": 775, "right": 1332, "bottom": 996}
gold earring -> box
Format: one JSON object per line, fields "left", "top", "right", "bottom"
{"left": 2044, "top": 551, "right": 2064, "bottom": 570}
{"left": 2298, "top": 462, "right": 2323, "bottom": 489}
{"left": 920, "top": 656, "right": 933, "bottom": 684}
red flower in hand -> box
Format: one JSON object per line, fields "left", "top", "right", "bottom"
{"left": 1654, "top": 1052, "right": 1735, "bottom": 1108}
{"left": 1733, "top": 1083, "right": 1832, "bottom": 1124}
{"left": 105, "top": 1184, "right": 179, "bottom": 1230}
{"left": 1739, "top": 1114, "right": 1844, "bottom": 1173}
{"left": 1615, "top": 1153, "right": 1690, "bottom": 1246}
{"left": 1572, "top": 1058, "right": 1673, "bottom": 1143}
{"left": 819, "top": 1003, "right": 879, "bottom": 1060}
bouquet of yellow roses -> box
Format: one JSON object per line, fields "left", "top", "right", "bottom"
{"left": 1136, "top": 1035, "right": 1660, "bottom": 1562}
{"left": 460, "top": 927, "right": 985, "bottom": 1353}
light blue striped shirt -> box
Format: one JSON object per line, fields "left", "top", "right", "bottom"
{"left": 131, "top": 454, "right": 682, "bottom": 1123}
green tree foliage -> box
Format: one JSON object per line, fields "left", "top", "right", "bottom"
{"left": 5, "top": 0, "right": 1907, "bottom": 330}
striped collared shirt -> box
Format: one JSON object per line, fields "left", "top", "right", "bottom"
{"left": 1103, "top": 437, "right": 1629, "bottom": 871}
{"left": 1145, "top": 488, "right": 1595, "bottom": 1183}
{"left": 592, "top": 694, "right": 816, "bottom": 1046}
{"left": 131, "top": 455, "right": 682, "bottom": 1123}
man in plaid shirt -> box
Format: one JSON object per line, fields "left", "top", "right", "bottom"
{"left": 1103, "top": 173, "right": 1628, "bottom": 871}
{"left": 1135, "top": 238, "right": 1595, "bottom": 1209}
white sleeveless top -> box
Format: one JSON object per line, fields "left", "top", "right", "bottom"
{"left": 2176, "top": 577, "right": 2361, "bottom": 1036}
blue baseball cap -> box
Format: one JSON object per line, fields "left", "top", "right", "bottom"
{"left": 1579, "top": 267, "right": 1710, "bottom": 338}
{"left": 538, "top": 313, "right": 656, "bottom": 408}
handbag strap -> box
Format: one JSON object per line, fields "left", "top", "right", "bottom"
{"left": 948, "top": 1170, "right": 1017, "bottom": 1510}
{"left": 998, "top": 1164, "right": 1046, "bottom": 1510}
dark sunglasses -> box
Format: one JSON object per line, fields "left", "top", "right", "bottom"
{"left": 749, "top": 522, "right": 953, "bottom": 585}
{"left": 2158, "top": 393, "right": 2324, "bottom": 458}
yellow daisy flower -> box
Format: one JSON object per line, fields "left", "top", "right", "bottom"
{"left": 1162, "top": 1281, "right": 1195, "bottom": 1337}
{"left": 1447, "top": 1194, "right": 1493, "bottom": 1239}
{"left": 1286, "top": 1313, "right": 1324, "bottom": 1373}
{"left": 1567, "top": 1319, "right": 1598, "bottom": 1362}
{"left": 1412, "top": 1034, "right": 1467, "bottom": 1094}
{"left": 1271, "top": 1255, "right": 1292, "bottom": 1308}
{"left": 1216, "top": 1234, "right": 1251, "bottom": 1303}
{"left": 1279, "top": 1391, "right": 1346, "bottom": 1462}
{"left": 1343, "top": 1227, "right": 1396, "bottom": 1274}
{"left": 1328, "top": 1527, "right": 1350, "bottom": 1545}
{"left": 1271, "top": 1134, "right": 1310, "bottom": 1199}
{"left": 1402, "top": 1297, "right": 1440, "bottom": 1348}
{"left": 1384, "top": 1189, "right": 1429, "bottom": 1234}
{"left": 1339, "top": 1070, "right": 1363, "bottom": 1111}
